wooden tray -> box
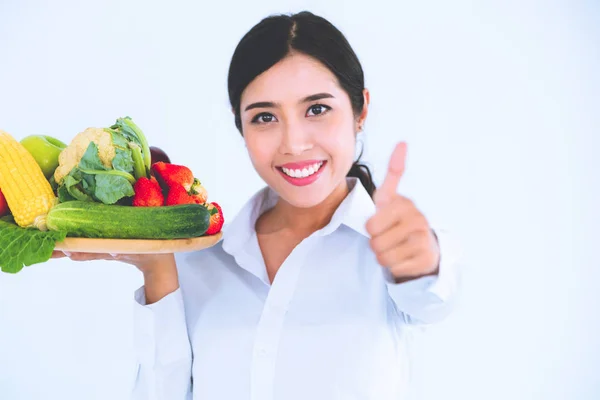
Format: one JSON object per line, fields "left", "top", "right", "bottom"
{"left": 54, "top": 233, "right": 222, "bottom": 254}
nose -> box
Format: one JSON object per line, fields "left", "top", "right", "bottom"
{"left": 279, "top": 118, "right": 313, "bottom": 155}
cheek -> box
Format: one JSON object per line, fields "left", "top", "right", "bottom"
{"left": 244, "top": 131, "right": 277, "bottom": 168}
{"left": 319, "top": 116, "right": 356, "bottom": 165}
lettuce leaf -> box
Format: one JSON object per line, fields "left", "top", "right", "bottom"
{"left": 0, "top": 217, "right": 67, "bottom": 274}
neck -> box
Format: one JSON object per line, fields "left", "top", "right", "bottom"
{"left": 259, "top": 179, "right": 350, "bottom": 236}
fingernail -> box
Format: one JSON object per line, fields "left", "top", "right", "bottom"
{"left": 63, "top": 251, "right": 71, "bottom": 257}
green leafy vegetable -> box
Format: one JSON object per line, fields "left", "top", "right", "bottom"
{"left": 109, "top": 129, "right": 130, "bottom": 149}
{"left": 78, "top": 141, "right": 108, "bottom": 171}
{"left": 93, "top": 174, "right": 135, "bottom": 204}
{"left": 55, "top": 117, "right": 147, "bottom": 206}
{"left": 58, "top": 142, "right": 135, "bottom": 205}
{"left": 57, "top": 184, "right": 75, "bottom": 203}
{"left": 0, "top": 217, "right": 67, "bottom": 274}
{"left": 81, "top": 173, "right": 96, "bottom": 194}
{"left": 112, "top": 148, "right": 134, "bottom": 173}
{"left": 110, "top": 117, "right": 151, "bottom": 171}
{"left": 64, "top": 172, "right": 93, "bottom": 202}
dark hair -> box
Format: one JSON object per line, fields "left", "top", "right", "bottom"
{"left": 227, "top": 11, "right": 376, "bottom": 198}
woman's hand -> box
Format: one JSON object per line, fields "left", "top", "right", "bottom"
{"left": 366, "top": 142, "right": 440, "bottom": 283}
{"left": 51, "top": 251, "right": 175, "bottom": 276}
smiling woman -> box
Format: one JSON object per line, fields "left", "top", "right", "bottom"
{"left": 129, "top": 10, "right": 461, "bottom": 400}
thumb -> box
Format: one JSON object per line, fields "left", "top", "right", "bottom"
{"left": 373, "top": 142, "right": 407, "bottom": 208}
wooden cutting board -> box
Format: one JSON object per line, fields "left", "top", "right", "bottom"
{"left": 54, "top": 232, "right": 223, "bottom": 254}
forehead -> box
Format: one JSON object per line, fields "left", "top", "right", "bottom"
{"left": 241, "top": 52, "right": 342, "bottom": 105}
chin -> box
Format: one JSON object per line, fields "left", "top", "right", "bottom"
{"left": 280, "top": 189, "right": 331, "bottom": 208}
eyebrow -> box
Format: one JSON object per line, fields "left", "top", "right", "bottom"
{"left": 244, "top": 92, "right": 335, "bottom": 112}
{"left": 302, "top": 92, "right": 335, "bottom": 103}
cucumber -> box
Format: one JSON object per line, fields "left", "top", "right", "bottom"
{"left": 46, "top": 201, "right": 211, "bottom": 239}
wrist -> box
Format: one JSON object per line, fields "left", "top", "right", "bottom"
{"left": 142, "top": 260, "right": 179, "bottom": 305}
{"left": 139, "top": 254, "right": 176, "bottom": 277}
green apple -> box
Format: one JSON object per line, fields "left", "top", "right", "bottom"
{"left": 20, "top": 135, "right": 67, "bottom": 179}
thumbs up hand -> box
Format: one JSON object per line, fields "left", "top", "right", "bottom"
{"left": 366, "top": 142, "right": 440, "bottom": 282}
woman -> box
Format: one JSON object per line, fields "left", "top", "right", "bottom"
{"left": 59, "top": 11, "right": 461, "bottom": 400}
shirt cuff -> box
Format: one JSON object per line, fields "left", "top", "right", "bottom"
{"left": 133, "top": 286, "right": 192, "bottom": 368}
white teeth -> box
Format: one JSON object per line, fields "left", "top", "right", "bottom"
{"left": 281, "top": 161, "right": 325, "bottom": 178}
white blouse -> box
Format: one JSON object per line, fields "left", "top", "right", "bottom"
{"left": 131, "top": 177, "right": 461, "bottom": 400}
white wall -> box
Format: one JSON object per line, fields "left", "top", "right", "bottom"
{"left": 0, "top": 0, "right": 598, "bottom": 399}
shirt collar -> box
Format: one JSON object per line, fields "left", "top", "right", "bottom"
{"left": 318, "top": 177, "right": 375, "bottom": 238}
{"left": 221, "top": 177, "right": 375, "bottom": 256}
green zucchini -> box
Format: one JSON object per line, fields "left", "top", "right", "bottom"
{"left": 46, "top": 201, "right": 211, "bottom": 239}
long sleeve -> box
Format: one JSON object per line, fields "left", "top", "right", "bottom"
{"left": 130, "top": 286, "right": 193, "bottom": 400}
{"left": 384, "top": 228, "right": 463, "bottom": 325}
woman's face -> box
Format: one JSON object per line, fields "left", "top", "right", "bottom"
{"left": 239, "top": 52, "right": 366, "bottom": 208}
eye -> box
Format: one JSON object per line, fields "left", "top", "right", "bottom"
{"left": 306, "top": 104, "right": 331, "bottom": 117}
{"left": 251, "top": 112, "right": 278, "bottom": 124}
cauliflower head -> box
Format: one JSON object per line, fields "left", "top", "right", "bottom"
{"left": 54, "top": 127, "right": 116, "bottom": 184}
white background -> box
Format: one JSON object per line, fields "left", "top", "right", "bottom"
{"left": 0, "top": 0, "right": 598, "bottom": 399}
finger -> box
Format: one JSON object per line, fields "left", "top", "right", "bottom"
{"left": 375, "top": 240, "right": 419, "bottom": 268}
{"left": 51, "top": 251, "right": 68, "bottom": 259}
{"left": 370, "top": 224, "right": 429, "bottom": 255}
{"left": 67, "top": 252, "right": 115, "bottom": 262}
{"left": 388, "top": 252, "right": 439, "bottom": 279}
{"left": 366, "top": 196, "right": 422, "bottom": 237}
{"left": 374, "top": 142, "right": 407, "bottom": 208}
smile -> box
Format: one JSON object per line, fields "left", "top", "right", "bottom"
{"left": 281, "top": 161, "right": 324, "bottom": 178}
{"left": 276, "top": 160, "right": 327, "bottom": 187}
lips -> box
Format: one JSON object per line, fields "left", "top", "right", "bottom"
{"left": 276, "top": 160, "right": 327, "bottom": 187}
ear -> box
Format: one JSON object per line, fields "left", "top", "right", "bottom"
{"left": 356, "top": 88, "right": 370, "bottom": 132}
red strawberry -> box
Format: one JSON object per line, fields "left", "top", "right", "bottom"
{"left": 204, "top": 202, "right": 224, "bottom": 235}
{"left": 132, "top": 176, "right": 164, "bottom": 207}
{"left": 151, "top": 162, "right": 195, "bottom": 191}
{"left": 0, "top": 188, "right": 9, "bottom": 217}
{"left": 165, "top": 184, "right": 209, "bottom": 206}
{"left": 152, "top": 161, "right": 208, "bottom": 205}
{"left": 165, "top": 184, "right": 194, "bottom": 206}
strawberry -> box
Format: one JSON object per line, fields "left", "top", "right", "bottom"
{"left": 165, "top": 183, "right": 209, "bottom": 206}
{"left": 204, "top": 202, "right": 224, "bottom": 235}
{"left": 132, "top": 176, "right": 164, "bottom": 207}
{"left": 151, "top": 161, "right": 195, "bottom": 191}
{"left": 152, "top": 161, "right": 209, "bottom": 205}
{"left": 165, "top": 184, "right": 196, "bottom": 206}
{"left": 0, "top": 188, "right": 9, "bottom": 217}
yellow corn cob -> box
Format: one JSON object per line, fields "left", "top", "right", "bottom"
{"left": 0, "top": 130, "right": 57, "bottom": 230}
